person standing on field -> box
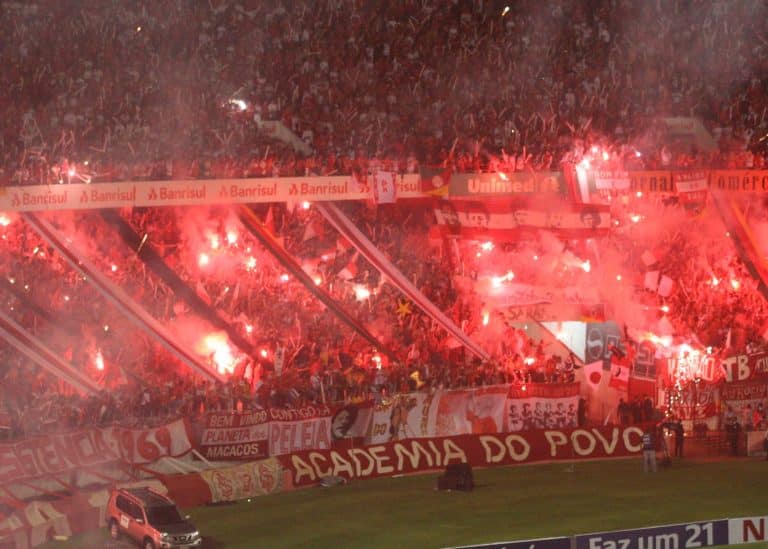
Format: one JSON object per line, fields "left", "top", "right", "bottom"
{"left": 642, "top": 427, "right": 657, "bottom": 473}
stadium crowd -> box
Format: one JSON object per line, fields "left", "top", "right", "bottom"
{"left": 2, "top": 0, "right": 768, "bottom": 186}
{"left": 3, "top": 0, "right": 768, "bottom": 439}
{"left": 2, "top": 192, "right": 768, "bottom": 439}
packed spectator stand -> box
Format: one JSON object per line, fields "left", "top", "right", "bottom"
{"left": 2, "top": 0, "right": 768, "bottom": 442}
{"left": 3, "top": 0, "right": 768, "bottom": 185}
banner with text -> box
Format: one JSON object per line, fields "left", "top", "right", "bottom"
{"left": 673, "top": 170, "right": 709, "bottom": 205}
{"left": 0, "top": 175, "right": 426, "bottom": 212}
{"left": 720, "top": 351, "right": 768, "bottom": 382}
{"left": 269, "top": 416, "right": 333, "bottom": 456}
{"left": 448, "top": 172, "right": 567, "bottom": 197}
{"left": 282, "top": 426, "right": 644, "bottom": 488}
{"left": 720, "top": 381, "right": 766, "bottom": 433}
{"left": 0, "top": 419, "right": 191, "bottom": 484}
{"left": 476, "top": 281, "right": 601, "bottom": 307}
{"left": 589, "top": 171, "right": 674, "bottom": 194}
{"left": 198, "top": 409, "right": 270, "bottom": 461}
{"left": 710, "top": 170, "right": 768, "bottom": 193}
{"left": 199, "top": 406, "right": 333, "bottom": 461}
{"left": 8, "top": 170, "right": 768, "bottom": 213}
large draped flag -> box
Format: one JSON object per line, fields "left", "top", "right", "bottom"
{"left": 24, "top": 213, "right": 223, "bottom": 383}
{"left": 317, "top": 202, "right": 489, "bottom": 361}
{"left": 433, "top": 198, "right": 611, "bottom": 241}
{"left": 711, "top": 190, "right": 768, "bottom": 303}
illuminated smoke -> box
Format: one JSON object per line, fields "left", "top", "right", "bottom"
{"left": 196, "top": 331, "right": 236, "bottom": 375}
{"left": 94, "top": 350, "right": 105, "bottom": 371}
{"left": 354, "top": 285, "right": 371, "bottom": 301}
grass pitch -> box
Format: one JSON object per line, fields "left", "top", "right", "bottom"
{"left": 41, "top": 457, "right": 768, "bottom": 549}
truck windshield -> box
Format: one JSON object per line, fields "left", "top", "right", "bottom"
{"left": 146, "top": 505, "right": 184, "bottom": 526}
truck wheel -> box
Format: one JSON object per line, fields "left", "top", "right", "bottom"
{"left": 143, "top": 538, "right": 156, "bottom": 549}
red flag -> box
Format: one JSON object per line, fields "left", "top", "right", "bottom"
{"left": 263, "top": 205, "right": 276, "bottom": 234}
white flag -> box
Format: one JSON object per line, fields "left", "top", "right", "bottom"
{"left": 373, "top": 171, "right": 397, "bottom": 204}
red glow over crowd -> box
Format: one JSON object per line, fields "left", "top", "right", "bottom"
{"left": 2, "top": 0, "right": 768, "bottom": 441}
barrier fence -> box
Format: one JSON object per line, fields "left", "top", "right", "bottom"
{"left": 447, "top": 515, "right": 768, "bottom": 549}
{"left": 2, "top": 170, "right": 768, "bottom": 212}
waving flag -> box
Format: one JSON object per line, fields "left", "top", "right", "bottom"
{"left": 419, "top": 166, "right": 451, "bottom": 196}
{"left": 609, "top": 364, "right": 630, "bottom": 391}
{"left": 582, "top": 361, "right": 604, "bottom": 389}
{"left": 373, "top": 171, "right": 397, "bottom": 204}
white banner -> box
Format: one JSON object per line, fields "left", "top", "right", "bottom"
{"left": 504, "top": 396, "right": 579, "bottom": 432}
{"left": 477, "top": 282, "right": 601, "bottom": 306}
{"left": 368, "top": 393, "right": 441, "bottom": 445}
{"left": 373, "top": 171, "right": 397, "bottom": 204}
{"left": 199, "top": 458, "right": 286, "bottom": 502}
{"left": 593, "top": 171, "right": 631, "bottom": 190}
{"left": 0, "top": 419, "right": 192, "bottom": 484}
{"left": 0, "top": 175, "right": 425, "bottom": 212}
{"left": 434, "top": 387, "right": 508, "bottom": 436}
{"left": 268, "top": 416, "right": 332, "bottom": 456}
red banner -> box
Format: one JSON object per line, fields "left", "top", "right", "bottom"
{"left": 721, "top": 351, "right": 768, "bottom": 382}
{"left": 508, "top": 383, "right": 580, "bottom": 399}
{"left": 675, "top": 382, "right": 719, "bottom": 422}
{"left": 0, "top": 420, "right": 191, "bottom": 484}
{"left": 280, "top": 426, "right": 643, "bottom": 488}
{"left": 720, "top": 382, "right": 768, "bottom": 429}
{"left": 665, "top": 352, "right": 721, "bottom": 383}
{"left": 720, "top": 381, "right": 768, "bottom": 402}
